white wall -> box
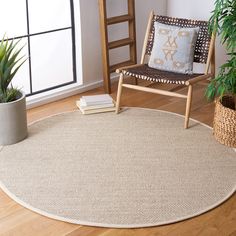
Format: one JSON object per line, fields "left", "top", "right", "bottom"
{"left": 135, "top": 1, "right": 167, "bottom": 62}
{"left": 167, "top": 0, "right": 227, "bottom": 73}
{"left": 79, "top": 0, "right": 167, "bottom": 85}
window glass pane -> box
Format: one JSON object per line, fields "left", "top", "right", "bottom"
{"left": 0, "top": 0, "right": 76, "bottom": 97}
{"left": 30, "top": 30, "right": 73, "bottom": 92}
{"left": 0, "top": 0, "right": 27, "bottom": 38}
{"left": 28, "top": 0, "right": 71, "bottom": 34}
{"left": 10, "top": 38, "right": 31, "bottom": 94}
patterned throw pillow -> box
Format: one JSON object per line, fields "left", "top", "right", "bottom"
{"left": 148, "top": 22, "right": 199, "bottom": 74}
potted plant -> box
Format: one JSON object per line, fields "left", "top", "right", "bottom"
{"left": 206, "top": 0, "right": 236, "bottom": 147}
{"left": 0, "top": 37, "right": 27, "bottom": 145}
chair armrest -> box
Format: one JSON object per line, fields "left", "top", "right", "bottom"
{"left": 185, "top": 73, "right": 213, "bottom": 85}
{"left": 116, "top": 64, "right": 143, "bottom": 74}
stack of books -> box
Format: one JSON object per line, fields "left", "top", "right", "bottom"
{"left": 76, "top": 94, "right": 116, "bottom": 115}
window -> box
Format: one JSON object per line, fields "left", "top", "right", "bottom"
{"left": 0, "top": 0, "right": 77, "bottom": 96}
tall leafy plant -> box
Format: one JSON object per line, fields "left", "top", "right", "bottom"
{"left": 0, "top": 37, "right": 26, "bottom": 103}
{"left": 206, "top": 0, "right": 236, "bottom": 103}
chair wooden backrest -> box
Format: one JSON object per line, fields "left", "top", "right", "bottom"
{"left": 141, "top": 12, "right": 215, "bottom": 75}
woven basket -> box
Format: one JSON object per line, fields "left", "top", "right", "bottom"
{"left": 213, "top": 95, "right": 236, "bottom": 148}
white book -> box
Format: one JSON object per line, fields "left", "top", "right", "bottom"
{"left": 80, "top": 98, "right": 113, "bottom": 107}
{"left": 77, "top": 100, "right": 114, "bottom": 111}
{"left": 77, "top": 101, "right": 116, "bottom": 115}
{"left": 82, "top": 94, "right": 113, "bottom": 106}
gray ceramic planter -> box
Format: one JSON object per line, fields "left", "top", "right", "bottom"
{"left": 0, "top": 93, "right": 27, "bottom": 145}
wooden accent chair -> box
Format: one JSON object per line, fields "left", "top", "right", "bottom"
{"left": 115, "top": 11, "right": 216, "bottom": 128}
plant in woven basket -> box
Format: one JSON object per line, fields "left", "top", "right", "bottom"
{"left": 206, "top": 0, "right": 236, "bottom": 109}
{"left": 0, "top": 36, "right": 26, "bottom": 103}
{"left": 205, "top": 0, "right": 236, "bottom": 148}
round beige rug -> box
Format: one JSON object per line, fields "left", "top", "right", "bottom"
{"left": 0, "top": 108, "right": 235, "bottom": 228}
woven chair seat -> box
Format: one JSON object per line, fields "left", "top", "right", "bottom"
{"left": 122, "top": 64, "right": 203, "bottom": 85}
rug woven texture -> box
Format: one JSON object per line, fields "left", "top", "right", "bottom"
{"left": 0, "top": 108, "right": 235, "bottom": 228}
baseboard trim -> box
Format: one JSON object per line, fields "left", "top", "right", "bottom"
{"left": 26, "top": 75, "right": 119, "bottom": 109}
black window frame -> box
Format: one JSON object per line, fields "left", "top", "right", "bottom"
{"left": 5, "top": 0, "right": 77, "bottom": 97}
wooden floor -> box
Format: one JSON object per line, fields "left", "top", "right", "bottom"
{"left": 0, "top": 80, "right": 235, "bottom": 236}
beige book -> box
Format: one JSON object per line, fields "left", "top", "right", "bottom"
{"left": 76, "top": 100, "right": 114, "bottom": 111}
{"left": 77, "top": 101, "right": 116, "bottom": 115}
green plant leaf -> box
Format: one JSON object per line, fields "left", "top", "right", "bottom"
{"left": 206, "top": 0, "right": 236, "bottom": 101}
{"left": 0, "top": 35, "right": 26, "bottom": 103}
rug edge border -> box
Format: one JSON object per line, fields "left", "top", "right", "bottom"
{"left": 0, "top": 180, "right": 235, "bottom": 229}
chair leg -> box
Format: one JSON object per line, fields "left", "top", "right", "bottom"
{"left": 116, "top": 73, "right": 124, "bottom": 114}
{"left": 184, "top": 85, "right": 193, "bottom": 129}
